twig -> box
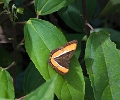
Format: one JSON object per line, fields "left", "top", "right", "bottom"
{"left": 12, "top": 23, "right": 17, "bottom": 88}
{"left": 36, "top": 14, "right": 39, "bottom": 18}
{"left": 17, "top": 38, "right": 24, "bottom": 49}
{"left": 16, "top": 21, "right": 26, "bottom": 24}
{"left": 85, "top": 23, "right": 96, "bottom": 32}
{"left": 18, "top": 96, "right": 26, "bottom": 100}
{"left": 23, "top": 0, "right": 34, "bottom": 8}
{"left": 81, "top": 0, "right": 90, "bottom": 37}
{"left": 4, "top": 62, "right": 16, "bottom": 70}
{"left": 20, "top": 38, "right": 24, "bottom": 44}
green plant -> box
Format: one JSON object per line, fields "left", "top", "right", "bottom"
{"left": 0, "top": 0, "right": 120, "bottom": 100}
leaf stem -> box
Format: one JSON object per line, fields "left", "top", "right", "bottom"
{"left": 4, "top": 62, "right": 16, "bottom": 70}
{"left": 17, "top": 38, "right": 24, "bottom": 49}
{"left": 85, "top": 23, "right": 96, "bottom": 32}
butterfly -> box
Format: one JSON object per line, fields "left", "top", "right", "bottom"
{"left": 48, "top": 40, "right": 77, "bottom": 75}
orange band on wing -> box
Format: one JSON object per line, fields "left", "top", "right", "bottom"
{"left": 52, "top": 43, "right": 77, "bottom": 58}
{"left": 50, "top": 58, "right": 69, "bottom": 73}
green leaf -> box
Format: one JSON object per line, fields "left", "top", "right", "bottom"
{"left": 85, "top": 0, "right": 97, "bottom": 21}
{"left": 17, "top": 7, "right": 24, "bottom": 14}
{"left": 24, "top": 18, "right": 85, "bottom": 100}
{"left": 0, "top": 67, "right": 14, "bottom": 99}
{"left": 3, "top": 0, "right": 10, "bottom": 8}
{"left": 24, "top": 61, "right": 45, "bottom": 94}
{"left": 85, "top": 30, "right": 120, "bottom": 100}
{"left": 58, "top": 0, "right": 96, "bottom": 33}
{"left": 23, "top": 75, "right": 57, "bottom": 100}
{"left": 34, "top": 0, "right": 74, "bottom": 15}
{"left": 91, "top": 28, "right": 120, "bottom": 49}
{"left": 0, "top": 98, "right": 13, "bottom": 100}
{"left": 99, "top": 0, "right": 120, "bottom": 16}
{"left": 84, "top": 77, "right": 94, "bottom": 100}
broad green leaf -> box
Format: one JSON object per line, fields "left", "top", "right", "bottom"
{"left": 23, "top": 75, "right": 57, "bottom": 100}
{"left": 91, "top": 28, "right": 120, "bottom": 49}
{"left": 84, "top": 77, "right": 94, "bottom": 100}
{"left": 58, "top": 0, "right": 96, "bottom": 33}
{"left": 34, "top": 0, "right": 74, "bottom": 15}
{"left": 99, "top": 0, "right": 120, "bottom": 16}
{"left": 24, "top": 18, "right": 85, "bottom": 100}
{"left": 0, "top": 98, "right": 13, "bottom": 100}
{"left": 85, "top": 30, "right": 120, "bottom": 100}
{"left": 24, "top": 61, "right": 45, "bottom": 94}
{"left": 0, "top": 67, "right": 14, "bottom": 99}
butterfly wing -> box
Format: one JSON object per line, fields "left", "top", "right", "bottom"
{"left": 49, "top": 40, "right": 77, "bottom": 75}
{"left": 54, "top": 51, "right": 75, "bottom": 69}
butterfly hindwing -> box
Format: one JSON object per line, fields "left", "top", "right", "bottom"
{"left": 54, "top": 51, "right": 74, "bottom": 68}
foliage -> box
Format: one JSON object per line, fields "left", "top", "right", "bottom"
{"left": 0, "top": 0, "right": 120, "bottom": 100}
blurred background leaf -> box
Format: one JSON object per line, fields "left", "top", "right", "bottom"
{"left": 24, "top": 61, "right": 45, "bottom": 95}
{"left": 0, "top": 67, "right": 14, "bottom": 99}
{"left": 58, "top": 0, "right": 96, "bottom": 33}
{"left": 34, "top": 0, "right": 74, "bottom": 15}
{"left": 99, "top": 0, "right": 120, "bottom": 16}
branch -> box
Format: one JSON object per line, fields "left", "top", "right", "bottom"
{"left": 12, "top": 23, "right": 17, "bottom": 88}
{"left": 81, "top": 0, "right": 90, "bottom": 37}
